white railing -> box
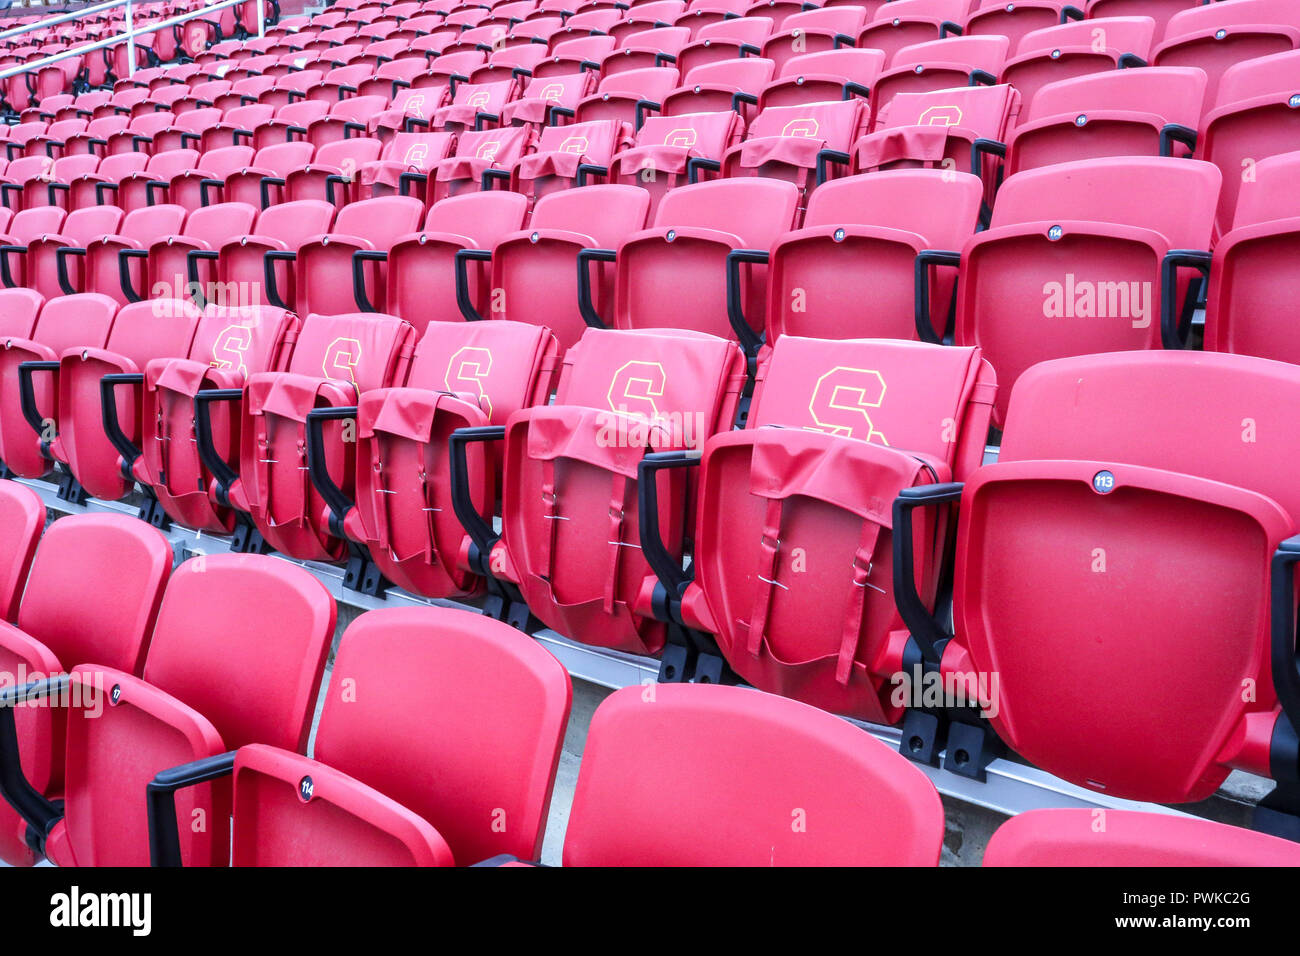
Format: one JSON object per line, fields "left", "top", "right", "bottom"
{"left": 0, "top": 0, "right": 264, "bottom": 83}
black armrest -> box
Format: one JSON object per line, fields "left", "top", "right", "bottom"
{"left": 100, "top": 372, "right": 145, "bottom": 473}
{"left": 1061, "top": 5, "right": 1085, "bottom": 21}
{"left": 305, "top": 406, "right": 359, "bottom": 538}
{"left": 893, "top": 483, "right": 965, "bottom": 665}
{"left": 0, "top": 676, "right": 69, "bottom": 845}
{"left": 454, "top": 248, "right": 493, "bottom": 321}
{"left": 185, "top": 249, "right": 220, "bottom": 301}
{"left": 350, "top": 249, "right": 387, "bottom": 312}
{"left": 636, "top": 451, "right": 700, "bottom": 613}
{"left": 397, "top": 170, "right": 428, "bottom": 197}
{"left": 403, "top": 115, "right": 431, "bottom": 131}
{"left": 194, "top": 388, "right": 244, "bottom": 505}
{"left": 574, "top": 162, "right": 607, "bottom": 186}
{"left": 842, "top": 80, "right": 870, "bottom": 100}
{"left": 55, "top": 246, "right": 86, "bottom": 296}
{"left": 259, "top": 175, "right": 285, "bottom": 209}
{"left": 1117, "top": 52, "right": 1147, "bottom": 68}
{"left": 577, "top": 248, "right": 616, "bottom": 329}
{"left": 633, "top": 98, "right": 659, "bottom": 131}
{"left": 18, "top": 360, "right": 59, "bottom": 442}
{"left": 144, "top": 179, "right": 170, "bottom": 205}
{"left": 939, "top": 20, "right": 962, "bottom": 37}
{"left": 970, "top": 137, "right": 1006, "bottom": 177}
{"left": 178, "top": 131, "right": 201, "bottom": 148}
{"left": 448, "top": 426, "right": 506, "bottom": 570}
{"left": 739, "top": 42, "right": 760, "bottom": 57}
{"left": 731, "top": 90, "right": 758, "bottom": 112}
{"left": 654, "top": 52, "right": 677, "bottom": 67}
{"left": 1159, "top": 123, "right": 1197, "bottom": 156}
{"left": 94, "top": 181, "right": 120, "bottom": 204}
{"left": 968, "top": 68, "right": 996, "bottom": 86}
{"left": 0, "top": 244, "right": 26, "bottom": 287}
{"left": 472, "top": 111, "right": 500, "bottom": 131}
{"left": 146, "top": 750, "right": 237, "bottom": 867}
{"left": 914, "top": 249, "right": 961, "bottom": 344}
{"left": 342, "top": 121, "right": 367, "bottom": 137}
{"left": 814, "top": 148, "right": 850, "bottom": 186}
{"left": 118, "top": 247, "right": 149, "bottom": 303}
{"left": 324, "top": 173, "right": 352, "bottom": 207}
{"left": 725, "top": 248, "right": 768, "bottom": 358}
{"left": 1160, "top": 249, "right": 1211, "bottom": 350}
{"left": 481, "top": 167, "right": 511, "bottom": 190}
{"left": 131, "top": 133, "right": 154, "bottom": 151}
{"left": 686, "top": 157, "right": 720, "bottom": 184}
{"left": 0, "top": 182, "right": 23, "bottom": 207}
{"left": 263, "top": 249, "right": 296, "bottom": 311}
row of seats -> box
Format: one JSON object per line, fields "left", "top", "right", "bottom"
{"left": 0, "top": 499, "right": 1294, "bottom": 865}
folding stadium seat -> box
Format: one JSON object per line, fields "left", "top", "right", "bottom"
{"left": 163, "top": 145, "right": 257, "bottom": 212}
{"left": 852, "top": 84, "right": 1021, "bottom": 222}
{"left": 1005, "top": 66, "right": 1206, "bottom": 177}
{"left": 1079, "top": 0, "right": 1199, "bottom": 36}
{"left": 999, "top": 16, "right": 1157, "bottom": 113}
{"left": 266, "top": 196, "right": 424, "bottom": 316}
{"left": 609, "top": 7, "right": 689, "bottom": 46}
{"left": 608, "top": 110, "right": 745, "bottom": 214}
{"left": 1203, "top": 150, "right": 1300, "bottom": 364}
{"left": 736, "top": 170, "right": 985, "bottom": 351}
{"left": 952, "top": 157, "right": 1218, "bottom": 424}
{"left": 453, "top": 185, "right": 648, "bottom": 350}
{"left": 548, "top": 684, "right": 944, "bottom": 865}
{"left": 357, "top": 57, "right": 431, "bottom": 100}
{"left": 307, "top": 321, "right": 559, "bottom": 597}
{"left": 21, "top": 119, "right": 90, "bottom": 161}
{"left": 134, "top": 203, "right": 260, "bottom": 303}
{"left": 3, "top": 207, "right": 124, "bottom": 302}
{"left": 466, "top": 47, "right": 553, "bottom": 86}
{"left": 25, "top": 299, "right": 204, "bottom": 504}
{"left": 856, "top": 0, "right": 977, "bottom": 63}
{"left": 601, "top": 26, "right": 692, "bottom": 76}
{"left": 531, "top": 36, "right": 616, "bottom": 77}
{"left": 375, "top": 192, "right": 530, "bottom": 335}
{"left": 450, "top": 326, "right": 745, "bottom": 652}
{"left": 753, "top": 48, "right": 882, "bottom": 111}
{"left": 497, "top": 71, "right": 600, "bottom": 132}
{"left": 508, "top": 118, "right": 634, "bottom": 207}
{"left": 575, "top": 67, "right": 681, "bottom": 131}
{"left": 0, "top": 551, "right": 335, "bottom": 866}
{"left": 985, "top": 808, "right": 1300, "bottom": 866}
{"left": 0, "top": 513, "right": 172, "bottom": 867}
{"left": 894, "top": 350, "right": 1300, "bottom": 805}
{"left": 646, "top": 335, "right": 996, "bottom": 703}
{"left": 87, "top": 150, "right": 198, "bottom": 214}
{"left": 199, "top": 104, "right": 277, "bottom": 153}
{"left": 0, "top": 155, "right": 95, "bottom": 213}
{"left": 372, "top": 87, "right": 454, "bottom": 140}
{"left": 351, "top": 132, "right": 459, "bottom": 204}
{"left": 661, "top": 56, "right": 775, "bottom": 117}
{"left": 574, "top": 178, "right": 799, "bottom": 350}
{"left": 757, "top": 7, "right": 867, "bottom": 71}
{"left": 674, "top": 16, "right": 775, "bottom": 76}
{"left": 146, "top": 606, "right": 568, "bottom": 866}
{"left": 55, "top": 205, "right": 188, "bottom": 306}
{"left": 720, "top": 98, "right": 868, "bottom": 208}
{"left": 1199, "top": 50, "right": 1300, "bottom": 240}
{"left": 429, "top": 78, "right": 522, "bottom": 135}
{"left": 0, "top": 481, "right": 42, "bottom": 623}
{"left": 195, "top": 311, "right": 417, "bottom": 561}
{"left": 1153, "top": 0, "right": 1300, "bottom": 104}
{"left": 869, "top": 36, "right": 1010, "bottom": 117}
{"left": 959, "top": 0, "right": 1082, "bottom": 50}
{"left": 220, "top": 141, "right": 315, "bottom": 208}
{"left": 131, "top": 304, "right": 300, "bottom": 535}
{"left": 281, "top": 138, "right": 388, "bottom": 207}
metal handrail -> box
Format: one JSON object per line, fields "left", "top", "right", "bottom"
{"left": 0, "top": 0, "right": 263, "bottom": 82}
{"left": 0, "top": 0, "right": 130, "bottom": 44}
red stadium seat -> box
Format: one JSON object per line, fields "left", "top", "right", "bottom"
{"left": 560, "top": 684, "right": 944, "bottom": 865}
{"left": 985, "top": 809, "right": 1300, "bottom": 866}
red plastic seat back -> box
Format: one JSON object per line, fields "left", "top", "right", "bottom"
{"left": 724, "top": 98, "right": 869, "bottom": 201}
{"left": 611, "top": 110, "right": 745, "bottom": 214}
{"left": 614, "top": 178, "right": 800, "bottom": 340}
{"left": 0, "top": 480, "right": 44, "bottom": 622}
{"left": 768, "top": 169, "right": 983, "bottom": 342}
{"left": 0, "top": 293, "right": 118, "bottom": 479}
{"left": 296, "top": 196, "right": 424, "bottom": 316}
{"left": 985, "top": 808, "right": 1300, "bottom": 866}
{"left": 56, "top": 299, "right": 203, "bottom": 502}
{"left": 1003, "top": 16, "right": 1157, "bottom": 112}
{"left": 1154, "top": 0, "right": 1300, "bottom": 104}
{"left": 565, "top": 684, "right": 944, "bottom": 865}
{"left": 16, "top": 513, "right": 172, "bottom": 674}
{"left": 955, "top": 157, "right": 1221, "bottom": 423}
{"left": 60, "top": 554, "right": 334, "bottom": 866}
{"left": 0, "top": 289, "right": 44, "bottom": 340}
{"left": 490, "top": 184, "right": 651, "bottom": 351}
{"left": 308, "top": 607, "right": 570, "bottom": 864}
{"left": 501, "top": 327, "right": 746, "bottom": 655}
{"left": 955, "top": 351, "right": 1300, "bottom": 802}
